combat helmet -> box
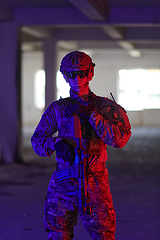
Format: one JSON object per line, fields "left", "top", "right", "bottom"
{"left": 60, "top": 51, "right": 95, "bottom": 73}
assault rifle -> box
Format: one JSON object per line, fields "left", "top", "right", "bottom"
{"left": 71, "top": 114, "right": 92, "bottom": 215}
{"left": 56, "top": 114, "right": 92, "bottom": 215}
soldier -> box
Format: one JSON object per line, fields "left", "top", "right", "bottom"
{"left": 31, "top": 51, "right": 131, "bottom": 240}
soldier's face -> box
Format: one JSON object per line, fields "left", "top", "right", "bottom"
{"left": 65, "top": 70, "right": 90, "bottom": 93}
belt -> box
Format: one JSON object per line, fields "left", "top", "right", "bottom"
{"left": 56, "top": 162, "right": 106, "bottom": 182}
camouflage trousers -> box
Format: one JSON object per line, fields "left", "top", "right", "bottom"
{"left": 44, "top": 164, "right": 116, "bottom": 240}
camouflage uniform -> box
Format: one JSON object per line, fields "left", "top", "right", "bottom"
{"left": 31, "top": 90, "right": 131, "bottom": 240}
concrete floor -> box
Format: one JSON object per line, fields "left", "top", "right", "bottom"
{"left": 0, "top": 127, "right": 160, "bottom": 240}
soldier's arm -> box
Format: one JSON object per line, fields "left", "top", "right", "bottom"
{"left": 31, "top": 102, "right": 61, "bottom": 157}
{"left": 88, "top": 99, "right": 132, "bottom": 148}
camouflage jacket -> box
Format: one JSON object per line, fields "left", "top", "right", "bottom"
{"left": 31, "top": 90, "right": 131, "bottom": 166}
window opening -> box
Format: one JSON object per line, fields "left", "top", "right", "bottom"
{"left": 118, "top": 69, "right": 160, "bottom": 111}
{"left": 56, "top": 70, "right": 70, "bottom": 99}
{"left": 34, "top": 70, "right": 46, "bottom": 109}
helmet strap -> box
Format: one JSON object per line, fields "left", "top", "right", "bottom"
{"left": 87, "top": 68, "right": 94, "bottom": 81}
{"left": 63, "top": 73, "right": 69, "bottom": 83}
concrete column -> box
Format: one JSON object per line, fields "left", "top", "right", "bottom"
{"left": 0, "top": 22, "right": 21, "bottom": 163}
{"left": 43, "top": 38, "right": 58, "bottom": 108}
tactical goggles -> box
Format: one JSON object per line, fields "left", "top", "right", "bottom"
{"left": 65, "top": 70, "right": 89, "bottom": 79}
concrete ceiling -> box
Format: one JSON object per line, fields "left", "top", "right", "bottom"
{"left": 0, "top": 0, "right": 160, "bottom": 57}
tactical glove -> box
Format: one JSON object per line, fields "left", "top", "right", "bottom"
{"left": 55, "top": 140, "right": 75, "bottom": 166}
{"left": 65, "top": 101, "right": 94, "bottom": 119}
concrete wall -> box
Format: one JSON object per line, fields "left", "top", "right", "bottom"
{"left": 22, "top": 50, "right": 160, "bottom": 128}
